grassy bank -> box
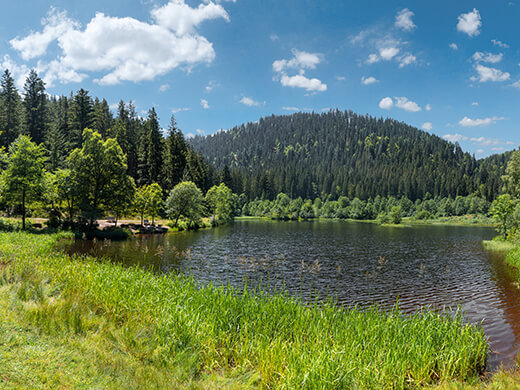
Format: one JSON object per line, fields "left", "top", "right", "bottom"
{"left": 0, "top": 232, "right": 490, "bottom": 388}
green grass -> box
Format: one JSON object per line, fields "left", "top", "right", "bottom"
{"left": 0, "top": 232, "right": 491, "bottom": 389}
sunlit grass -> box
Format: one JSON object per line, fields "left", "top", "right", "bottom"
{"left": 0, "top": 232, "right": 491, "bottom": 389}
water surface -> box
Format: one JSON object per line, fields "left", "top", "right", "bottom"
{"left": 61, "top": 220, "right": 520, "bottom": 369}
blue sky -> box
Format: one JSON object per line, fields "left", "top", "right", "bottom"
{"left": 0, "top": 0, "right": 518, "bottom": 157}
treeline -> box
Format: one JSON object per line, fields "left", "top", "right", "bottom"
{"left": 190, "top": 111, "right": 509, "bottom": 201}
{"left": 243, "top": 192, "right": 491, "bottom": 222}
{"left": 0, "top": 69, "right": 218, "bottom": 195}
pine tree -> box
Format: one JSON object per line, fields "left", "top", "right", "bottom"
{"left": 23, "top": 70, "right": 47, "bottom": 145}
{"left": 162, "top": 114, "right": 187, "bottom": 192}
{"left": 0, "top": 69, "right": 22, "bottom": 148}
{"left": 70, "top": 88, "right": 93, "bottom": 148}
{"left": 92, "top": 98, "right": 113, "bottom": 138}
{"left": 138, "top": 108, "right": 163, "bottom": 185}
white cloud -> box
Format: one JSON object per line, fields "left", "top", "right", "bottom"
{"left": 0, "top": 55, "right": 31, "bottom": 89}
{"left": 282, "top": 106, "right": 300, "bottom": 111}
{"left": 196, "top": 129, "right": 205, "bottom": 135}
{"left": 457, "top": 9, "right": 482, "bottom": 37}
{"left": 472, "top": 51, "right": 503, "bottom": 63}
{"left": 272, "top": 49, "right": 323, "bottom": 73}
{"left": 172, "top": 107, "right": 190, "bottom": 113}
{"left": 240, "top": 96, "right": 261, "bottom": 106}
{"left": 398, "top": 54, "right": 416, "bottom": 68}
{"left": 200, "top": 98, "right": 210, "bottom": 109}
{"left": 159, "top": 83, "right": 170, "bottom": 92}
{"left": 459, "top": 116, "right": 505, "bottom": 127}
{"left": 336, "top": 75, "right": 346, "bottom": 81}
{"left": 280, "top": 73, "right": 327, "bottom": 92}
{"left": 472, "top": 101, "right": 479, "bottom": 106}
{"left": 361, "top": 76, "right": 378, "bottom": 85}
{"left": 422, "top": 122, "right": 433, "bottom": 131}
{"left": 449, "top": 43, "right": 458, "bottom": 50}
{"left": 512, "top": 80, "right": 520, "bottom": 88}
{"left": 425, "top": 104, "right": 431, "bottom": 111}
{"left": 366, "top": 53, "right": 380, "bottom": 64}
{"left": 10, "top": 7, "right": 79, "bottom": 61}
{"left": 471, "top": 64, "right": 510, "bottom": 82}
{"left": 379, "top": 47, "right": 399, "bottom": 60}
{"left": 205, "top": 80, "right": 219, "bottom": 92}
{"left": 270, "top": 33, "right": 279, "bottom": 41}
{"left": 476, "top": 149, "right": 484, "bottom": 154}
{"left": 395, "top": 97, "right": 421, "bottom": 112}
{"left": 273, "top": 49, "right": 327, "bottom": 92}
{"left": 492, "top": 39, "right": 509, "bottom": 48}
{"left": 151, "top": 0, "right": 229, "bottom": 35}
{"left": 9, "top": 1, "right": 230, "bottom": 86}
{"left": 443, "top": 133, "right": 468, "bottom": 142}
{"left": 470, "top": 136, "right": 500, "bottom": 145}
{"left": 379, "top": 97, "right": 393, "bottom": 110}
{"left": 395, "top": 8, "right": 416, "bottom": 31}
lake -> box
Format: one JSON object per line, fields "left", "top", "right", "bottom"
{"left": 61, "top": 219, "right": 520, "bottom": 370}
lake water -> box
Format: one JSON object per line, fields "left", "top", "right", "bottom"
{"left": 61, "top": 219, "right": 520, "bottom": 370}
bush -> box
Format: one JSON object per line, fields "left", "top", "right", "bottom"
{"left": 415, "top": 210, "right": 431, "bottom": 220}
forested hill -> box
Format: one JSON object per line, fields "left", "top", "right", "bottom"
{"left": 190, "top": 110, "right": 509, "bottom": 201}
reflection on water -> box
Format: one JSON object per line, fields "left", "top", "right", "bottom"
{"left": 59, "top": 220, "right": 520, "bottom": 370}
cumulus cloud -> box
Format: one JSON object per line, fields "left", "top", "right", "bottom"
{"left": 282, "top": 106, "right": 300, "bottom": 111}
{"left": 425, "top": 104, "right": 431, "bottom": 111}
{"left": 471, "top": 64, "right": 510, "bottom": 82}
{"left": 273, "top": 49, "right": 327, "bottom": 92}
{"left": 159, "top": 84, "right": 170, "bottom": 92}
{"left": 379, "top": 47, "right": 400, "bottom": 60}
{"left": 458, "top": 116, "right": 504, "bottom": 127}
{"left": 361, "top": 76, "right": 378, "bottom": 85}
{"left": 379, "top": 97, "right": 393, "bottom": 110}
{"left": 472, "top": 102, "right": 479, "bottom": 106}
{"left": 457, "top": 9, "right": 482, "bottom": 37}
{"left": 151, "top": 0, "right": 229, "bottom": 35}
{"left": 280, "top": 73, "right": 327, "bottom": 92}
{"left": 395, "top": 9, "right": 416, "bottom": 31}
{"left": 10, "top": 8, "right": 79, "bottom": 61}
{"left": 200, "top": 98, "right": 210, "bottom": 109}
{"left": 449, "top": 43, "right": 458, "bottom": 50}
{"left": 422, "top": 122, "right": 433, "bottom": 131}
{"left": 8, "top": 2, "right": 230, "bottom": 86}
{"left": 240, "top": 96, "right": 261, "bottom": 106}
{"left": 472, "top": 51, "right": 503, "bottom": 63}
{"left": 395, "top": 97, "right": 421, "bottom": 112}
{"left": 272, "top": 49, "right": 322, "bottom": 73}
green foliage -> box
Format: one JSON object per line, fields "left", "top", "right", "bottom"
{"left": 68, "top": 129, "right": 130, "bottom": 224}
{"left": 133, "top": 183, "right": 163, "bottom": 225}
{"left": 190, "top": 111, "right": 507, "bottom": 201}
{"left": 0, "top": 69, "right": 22, "bottom": 148}
{"left": 491, "top": 194, "right": 516, "bottom": 239}
{"left": 166, "top": 181, "right": 204, "bottom": 228}
{"left": 205, "top": 183, "right": 234, "bottom": 224}
{"left": 389, "top": 205, "right": 402, "bottom": 224}
{"left": 2, "top": 135, "right": 46, "bottom": 229}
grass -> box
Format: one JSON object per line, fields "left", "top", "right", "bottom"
{"left": 0, "top": 232, "right": 495, "bottom": 389}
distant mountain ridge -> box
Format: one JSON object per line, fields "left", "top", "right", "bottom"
{"left": 190, "top": 110, "right": 510, "bottom": 201}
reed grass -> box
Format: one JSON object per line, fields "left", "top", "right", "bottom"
{"left": 0, "top": 232, "right": 489, "bottom": 389}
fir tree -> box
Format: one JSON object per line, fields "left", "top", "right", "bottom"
{"left": 0, "top": 69, "right": 22, "bottom": 148}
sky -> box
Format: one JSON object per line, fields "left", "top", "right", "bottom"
{"left": 0, "top": 0, "right": 519, "bottom": 158}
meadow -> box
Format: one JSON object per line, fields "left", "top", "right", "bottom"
{"left": 0, "top": 232, "right": 499, "bottom": 389}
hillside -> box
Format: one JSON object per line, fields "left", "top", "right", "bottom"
{"left": 190, "top": 110, "right": 509, "bottom": 201}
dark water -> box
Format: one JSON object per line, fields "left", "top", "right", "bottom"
{"left": 60, "top": 220, "right": 520, "bottom": 370}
